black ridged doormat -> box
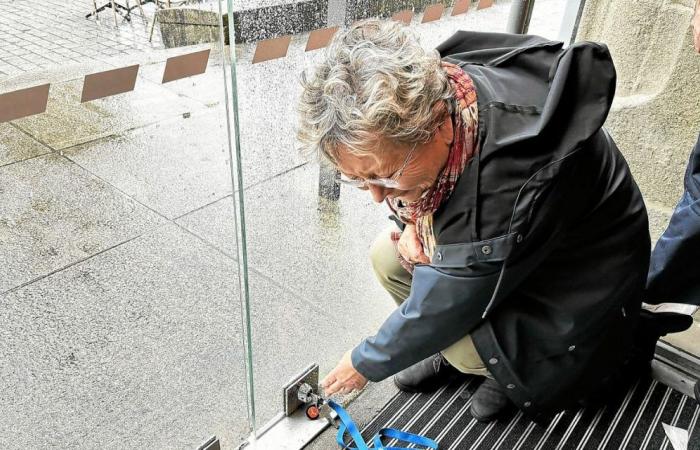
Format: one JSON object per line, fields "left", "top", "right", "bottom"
{"left": 352, "top": 376, "right": 699, "bottom": 449}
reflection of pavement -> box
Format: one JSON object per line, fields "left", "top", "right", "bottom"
{"left": 0, "top": 2, "right": 569, "bottom": 449}
{"left": 0, "top": 46, "right": 252, "bottom": 449}
{"left": 0, "top": 0, "right": 164, "bottom": 78}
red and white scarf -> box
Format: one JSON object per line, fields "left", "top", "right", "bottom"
{"left": 388, "top": 62, "right": 479, "bottom": 273}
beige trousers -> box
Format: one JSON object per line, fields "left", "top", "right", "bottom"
{"left": 370, "top": 226, "right": 489, "bottom": 376}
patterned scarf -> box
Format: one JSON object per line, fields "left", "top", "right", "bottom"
{"left": 388, "top": 62, "right": 479, "bottom": 273}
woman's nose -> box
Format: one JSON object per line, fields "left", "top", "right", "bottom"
{"left": 368, "top": 184, "right": 389, "bottom": 203}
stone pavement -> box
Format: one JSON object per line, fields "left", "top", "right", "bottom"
{"left": 0, "top": 7, "right": 394, "bottom": 445}
{"left": 0, "top": 0, "right": 165, "bottom": 79}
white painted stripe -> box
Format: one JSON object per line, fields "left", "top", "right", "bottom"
{"left": 434, "top": 390, "right": 475, "bottom": 443}
{"left": 619, "top": 380, "right": 658, "bottom": 449}
{"left": 596, "top": 379, "right": 642, "bottom": 450}
{"left": 406, "top": 381, "right": 474, "bottom": 448}
{"left": 356, "top": 390, "right": 423, "bottom": 445}
{"left": 658, "top": 392, "right": 687, "bottom": 450}
{"left": 385, "top": 384, "right": 450, "bottom": 447}
{"left": 448, "top": 417, "right": 480, "bottom": 450}
{"left": 444, "top": 382, "right": 504, "bottom": 450}
{"left": 533, "top": 410, "right": 566, "bottom": 450}
{"left": 382, "top": 390, "right": 426, "bottom": 428}
{"left": 492, "top": 411, "right": 524, "bottom": 450}
{"left": 360, "top": 388, "right": 414, "bottom": 433}
{"left": 555, "top": 408, "right": 584, "bottom": 450}
{"left": 685, "top": 404, "right": 700, "bottom": 446}
{"left": 512, "top": 421, "right": 537, "bottom": 450}
{"left": 575, "top": 407, "right": 606, "bottom": 450}
{"left": 467, "top": 419, "right": 498, "bottom": 450}
{"left": 640, "top": 386, "right": 672, "bottom": 450}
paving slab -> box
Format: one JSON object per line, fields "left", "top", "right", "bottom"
{"left": 11, "top": 74, "right": 206, "bottom": 151}
{"left": 648, "top": 202, "right": 674, "bottom": 246}
{"left": 0, "top": 217, "right": 382, "bottom": 446}
{"left": 0, "top": 0, "right": 164, "bottom": 79}
{"left": 0, "top": 153, "right": 166, "bottom": 293}
{"left": 245, "top": 268, "right": 372, "bottom": 430}
{"left": 175, "top": 163, "right": 401, "bottom": 426}
{"left": 232, "top": 48, "right": 318, "bottom": 187}
{"left": 0, "top": 59, "right": 122, "bottom": 94}
{"left": 137, "top": 55, "right": 229, "bottom": 108}
{"left": 176, "top": 164, "right": 399, "bottom": 430}
{"left": 92, "top": 43, "right": 223, "bottom": 69}
{"left": 0, "top": 223, "right": 246, "bottom": 450}
{"left": 176, "top": 163, "right": 396, "bottom": 332}
{"left": 0, "top": 123, "right": 51, "bottom": 167}
{"left": 62, "top": 108, "right": 233, "bottom": 219}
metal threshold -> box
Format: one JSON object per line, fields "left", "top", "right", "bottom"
{"left": 237, "top": 410, "right": 330, "bottom": 450}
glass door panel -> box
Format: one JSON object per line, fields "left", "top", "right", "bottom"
{"left": 0, "top": 1, "right": 250, "bottom": 448}
{"left": 224, "top": 0, "right": 516, "bottom": 434}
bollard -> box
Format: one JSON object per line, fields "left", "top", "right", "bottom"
{"left": 319, "top": 159, "right": 341, "bottom": 201}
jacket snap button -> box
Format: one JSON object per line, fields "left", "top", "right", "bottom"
{"left": 489, "top": 357, "right": 499, "bottom": 365}
{"left": 568, "top": 345, "right": 576, "bottom": 352}
{"left": 524, "top": 401, "right": 532, "bottom": 408}
{"left": 506, "top": 384, "right": 515, "bottom": 389}
{"left": 436, "top": 252, "right": 442, "bottom": 261}
{"left": 516, "top": 234, "right": 523, "bottom": 243}
{"left": 481, "top": 245, "right": 492, "bottom": 255}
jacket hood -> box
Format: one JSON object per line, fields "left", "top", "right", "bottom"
{"left": 436, "top": 31, "right": 617, "bottom": 163}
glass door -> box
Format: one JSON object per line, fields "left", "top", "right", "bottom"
{"left": 223, "top": 0, "right": 569, "bottom": 437}
{"left": 0, "top": 1, "right": 251, "bottom": 448}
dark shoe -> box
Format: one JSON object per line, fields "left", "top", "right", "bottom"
{"left": 469, "top": 378, "right": 511, "bottom": 423}
{"left": 394, "top": 354, "right": 466, "bottom": 393}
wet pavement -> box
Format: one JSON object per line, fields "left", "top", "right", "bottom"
{"left": 0, "top": 1, "right": 573, "bottom": 449}
{"left": 0, "top": 0, "right": 164, "bottom": 79}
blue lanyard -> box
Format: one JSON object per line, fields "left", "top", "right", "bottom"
{"left": 326, "top": 400, "right": 439, "bottom": 450}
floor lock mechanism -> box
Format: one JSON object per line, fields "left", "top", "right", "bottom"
{"left": 298, "top": 382, "right": 322, "bottom": 420}
{"left": 281, "top": 363, "right": 337, "bottom": 426}
{"left": 298, "top": 382, "right": 337, "bottom": 426}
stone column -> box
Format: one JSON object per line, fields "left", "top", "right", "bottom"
{"left": 577, "top": 0, "right": 700, "bottom": 241}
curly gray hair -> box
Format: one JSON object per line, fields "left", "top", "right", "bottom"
{"left": 297, "top": 19, "right": 454, "bottom": 162}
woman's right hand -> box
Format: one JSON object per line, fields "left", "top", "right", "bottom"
{"left": 397, "top": 224, "right": 431, "bottom": 264}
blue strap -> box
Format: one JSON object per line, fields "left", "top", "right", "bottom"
{"left": 327, "top": 400, "right": 438, "bottom": 450}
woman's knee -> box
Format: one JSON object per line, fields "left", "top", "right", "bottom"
{"left": 370, "top": 229, "right": 404, "bottom": 284}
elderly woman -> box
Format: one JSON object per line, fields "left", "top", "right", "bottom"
{"left": 298, "top": 20, "right": 652, "bottom": 422}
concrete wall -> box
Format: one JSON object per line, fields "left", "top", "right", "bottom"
{"left": 576, "top": 0, "right": 700, "bottom": 242}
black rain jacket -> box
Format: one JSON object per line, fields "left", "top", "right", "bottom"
{"left": 351, "top": 31, "right": 653, "bottom": 418}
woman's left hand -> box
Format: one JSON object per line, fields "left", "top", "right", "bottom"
{"left": 321, "top": 350, "right": 368, "bottom": 396}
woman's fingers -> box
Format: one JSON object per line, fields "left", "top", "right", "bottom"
{"left": 323, "top": 374, "right": 357, "bottom": 396}
{"left": 325, "top": 378, "right": 344, "bottom": 396}
{"left": 321, "top": 374, "right": 336, "bottom": 391}
{"left": 398, "top": 225, "right": 429, "bottom": 264}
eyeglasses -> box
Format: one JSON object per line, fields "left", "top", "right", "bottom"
{"left": 337, "top": 143, "right": 418, "bottom": 189}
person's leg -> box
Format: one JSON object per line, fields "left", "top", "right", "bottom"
{"left": 370, "top": 226, "right": 487, "bottom": 376}
{"left": 647, "top": 133, "right": 700, "bottom": 305}
{"left": 441, "top": 335, "right": 490, "bottom": 377}
{"left": 370, "top": 226, "right": 509, "bottom": 422}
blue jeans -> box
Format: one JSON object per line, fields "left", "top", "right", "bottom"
{"left": 647, "top": 134, "right": 700, "bottom": 305}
